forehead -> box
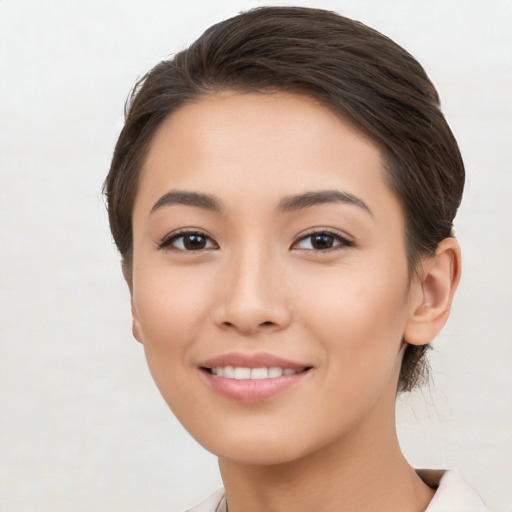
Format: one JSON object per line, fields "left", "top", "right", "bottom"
{"left": 135, "top": 91, "right": 401, "bottom": 224}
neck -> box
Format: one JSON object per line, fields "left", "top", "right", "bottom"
{"left": 218, "top": 390, "right": 434, "bottom": 512}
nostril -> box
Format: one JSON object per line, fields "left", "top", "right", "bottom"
{"left": 214, "top": 304, "right": 291, "bottom": 334}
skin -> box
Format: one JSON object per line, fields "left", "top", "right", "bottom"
{"left": 128, "top": 92, "right": 461, "bottom": 512}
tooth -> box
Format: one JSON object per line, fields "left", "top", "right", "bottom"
{"left": 211, "top": 366, "right": 296, "bottom": 379}
{"left": 250, "top": 367, "right": 269, "bottom": 379}
{"left": 268, "top": 367, "right": 283, "bottom": 378}
{"left": 224, "top": 366, "right": 235, "bottom": 378}
{"left": 234, "top": 367, "right": 251, "bottom": 380}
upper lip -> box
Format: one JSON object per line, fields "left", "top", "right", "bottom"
{"left": 200, "top": 352, "right": 311, "bottom": 370}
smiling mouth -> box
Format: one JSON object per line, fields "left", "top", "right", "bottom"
{"left": 203, "top": 366, "right": 312, "bottom": 379}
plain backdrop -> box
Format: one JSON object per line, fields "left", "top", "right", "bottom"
{"left": 0, "top": 1, "right": 511, "bottom": 511}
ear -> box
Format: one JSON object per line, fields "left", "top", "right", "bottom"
{"left": 122, "top": 262, "right": 144, "bottom": 345}
{"left": 404, "top": 238, "right": 462, "bottom": 346}
{"left": 130, "top": 299, "right": 145, "bottom": 345}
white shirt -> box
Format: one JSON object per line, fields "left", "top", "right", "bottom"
{"left": 185, "top": 470, "right": 487, "bottom": 512}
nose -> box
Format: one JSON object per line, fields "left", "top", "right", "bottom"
{"left": 212, "top": 245, "right": 292, "bottom": 336}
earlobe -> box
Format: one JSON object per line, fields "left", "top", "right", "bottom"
{"left": 131, "top": 299, "right": 145, "bottom": 344}
{"left": 121, "top": 262, "right": 144, "bottom": 344}
{"left": 404, "top": 238, "right": 462, "bottom": 346}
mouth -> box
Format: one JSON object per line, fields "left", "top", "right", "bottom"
{"left": 202, "top": 366, "right": 311, "bottom": 379}
{"left": 198, "top": 353, "right": 313, "bottom": 402}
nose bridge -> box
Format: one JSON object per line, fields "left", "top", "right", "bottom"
{"left": 214, "top": 237, "right": 290, "bottom": 334}
{"left": 231, "top": 240, "right": 272, "bottom": 301}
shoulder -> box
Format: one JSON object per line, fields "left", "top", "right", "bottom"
{"left": 184, "top": 471, "right": 488, "bottom": 512}
{"left": 418, "top": 469, "right": 488, "bottom": 512}
{"left": 184, "top": 488, "right": 226, "bottom": 512}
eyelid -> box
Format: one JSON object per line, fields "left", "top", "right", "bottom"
{"left": 291, "top": 228, "right": 355, "bottom": 251}
{"left": 157, "top": 227, "right": 353, "bottom": 252}
{"left": 158, "top": 228, "right": 219, "bottom": 251}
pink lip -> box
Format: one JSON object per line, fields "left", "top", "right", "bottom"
{"left": 199, "top": 352, "right": 312, "bottom": 403}
{"left": 200, "top": 351, "right": 309, "bottom": 370}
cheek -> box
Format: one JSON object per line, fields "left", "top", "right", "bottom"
{"left": 301, "top": 265, "right": 409, "bottom": 382}
{"left": 132, "top": 266, "right": 214, "bottom": 380}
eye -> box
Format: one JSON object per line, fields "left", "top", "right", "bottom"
{"left": 159, "top": 230, "right": 218, "bottom": 252}
{"left": 292, "top": 230, "right": 354, "bottom": 251}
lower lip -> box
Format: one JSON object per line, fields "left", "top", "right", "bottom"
{"left": 200, "top": 369, "right": 311, "bottom": 403}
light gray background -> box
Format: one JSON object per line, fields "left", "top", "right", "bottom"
{"left": 1, "top": 1, "right": 511, "bottom": 511}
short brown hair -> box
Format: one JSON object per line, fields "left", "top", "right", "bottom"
{"left": 104, "top": 6, "right": 464, "bottom": 392}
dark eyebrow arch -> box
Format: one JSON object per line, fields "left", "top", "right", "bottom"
{"left": 151, "top": 190, "right": 224, "bottom": 214}
{"left": 278, "top": 190, "right": 372, "bottom": 216}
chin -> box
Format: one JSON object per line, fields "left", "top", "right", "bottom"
{"left": 214, "top": 439, "right": 310, "bottom": 467}
{"left": 187, "top": 418, "right": 336, "bottom": 468}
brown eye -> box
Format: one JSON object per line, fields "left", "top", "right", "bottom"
{"left": 293, "top": 231, "right": 354, "bottom": 251}
{"left": 310, "top": 234, "right": 336, "bottom": 250}
{"left": 160, "top": 231, "right": 218, "bottom": 251}
{"left": 182, "top": 234, "right": 208, "bottom": 250}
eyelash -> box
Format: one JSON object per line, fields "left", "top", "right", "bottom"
{"left": 158, "top": 228, "right": 354, "bottom": 253}
{"left": 292, "top": 229, "right": 355, "bottom": 252}
{"left": 158, "top": 229, "right": 218, "bottom": 252}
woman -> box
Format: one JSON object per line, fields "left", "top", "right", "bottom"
{"left": 104, "top": 7, "right": 487, "bottom": 511}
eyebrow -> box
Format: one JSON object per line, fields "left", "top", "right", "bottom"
{"left": 278, "top": 190, "right": 372, "bottom": 216}
{"left": 150, "top": 189, "right": 371, "bottom": 216}
{"left": 151, "top": 190, "right": 224, "bottom": 214}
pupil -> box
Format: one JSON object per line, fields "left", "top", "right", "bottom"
{"left": 312, "top": 234, "right": 333, "bottom": 249}
{"left": 184, "top": 235, "right": 206, "bottom": 250}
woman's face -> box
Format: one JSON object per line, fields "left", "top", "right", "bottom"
{"left": 130, "top": 92, "right": 423, "bottom": 465}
